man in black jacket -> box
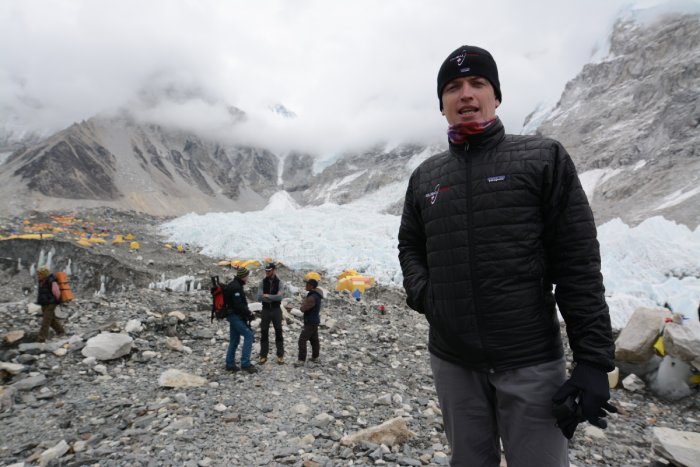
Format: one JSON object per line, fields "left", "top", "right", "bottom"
{"left": 223, "top": 267, "right": 258, "bottom": 374}
{"left": 256, "top": 262, "right": 285, "bottom": 365}
{"left": 398, "top": 45, "right": 616, "bottom": 466}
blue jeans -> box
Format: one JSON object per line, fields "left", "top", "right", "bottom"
{"left": 226, "top": 314, "right": 254, "bottom": 368}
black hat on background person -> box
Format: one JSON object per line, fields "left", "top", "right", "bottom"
{"left": 306, "top": 279, "right": 318, "bottom": 288}
{"left": 265, "top": 262, "right": 276, "bottom": 272}
{"left": 236, "top": 267, "right": 250, "bottom": 279}
{"left": 437, "top": 45, "right": 501, "bottom": 110}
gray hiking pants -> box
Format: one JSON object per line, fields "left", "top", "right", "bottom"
{"left": 430, "top": 353, "right": 569, "bottom": 467}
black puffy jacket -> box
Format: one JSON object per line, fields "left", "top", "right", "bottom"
{"left": 398, "top": 119, "right": 614, "bottom": 373}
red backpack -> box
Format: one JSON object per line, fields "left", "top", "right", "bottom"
{"left": 210, "top": 276, "right": 227, "bottom": 322}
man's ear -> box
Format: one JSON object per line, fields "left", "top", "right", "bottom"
{"left": 495, "top": 99, "right": 501, "bottom": 109}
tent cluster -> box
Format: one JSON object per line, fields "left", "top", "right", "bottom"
{"left": 336, "top": 269, "right": 375, "bottom": 300}
{"left": 0, "top": 216, "right": 144, "bottom": 250}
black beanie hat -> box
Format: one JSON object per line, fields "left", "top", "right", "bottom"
{"left": 437, "top": 45, "right": 501, "bottom": 111}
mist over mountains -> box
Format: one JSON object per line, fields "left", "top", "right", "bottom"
{"left": 0, "top": 12, "right": 698, "bottom": 228}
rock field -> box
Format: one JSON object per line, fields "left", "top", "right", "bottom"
{"left": 0, "top": 209, "right": 697, "bottom": 466}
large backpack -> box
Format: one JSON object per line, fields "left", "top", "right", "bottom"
{"left": 210, "top": 276, "right": 227, "bottom": 322}
{"left": 54, "top": 271, "right": 74, "bottom": 304}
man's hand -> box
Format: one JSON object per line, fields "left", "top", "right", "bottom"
{"left": 552, "top": 363, "right": 618, "bottom": 439}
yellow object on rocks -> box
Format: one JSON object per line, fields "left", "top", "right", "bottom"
{"left": 653, "top": 335, "right": 665, "bottom": 356}
{"left": 129, "top": 241, "right": 141, "bottom": 250}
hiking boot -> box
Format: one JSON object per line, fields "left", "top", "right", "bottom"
{"left": 293, "top": 360, "right": 305, "bottom": 368}
{"left": 225, "top": 365, "right": 240, "bottom": 372}
{"left": 242, "top": 365, "right": 259, "bottom": 374}
{"left": 258, "top": 356, "right": 268, "bottom": 365}
{"left": 310, "top": 357, "right": 320, "bottom": 364}
{"left": 276, "top": 356, "right": 284, "bottom": 365}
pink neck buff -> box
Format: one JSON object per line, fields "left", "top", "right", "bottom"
{"left": 447, "top": 118, "right": 497, "bottom": 145}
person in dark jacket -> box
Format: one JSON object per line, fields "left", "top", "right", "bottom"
{"left": 398, "top": 45, "right": 616, "bottom": 466}
{"left": 223, "top": 267, "right": 258, "bottom": 374}
{"left": 256, "top": 262, "right": 285, "bottom": 365}
{"left": 295, "top": 277, "right": 323, "bottom": 367}
{"left": 36, "top": 266, "right": 65, "bottom": 343}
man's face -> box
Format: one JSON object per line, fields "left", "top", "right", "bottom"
{"left": 441, "top": 76, "right": 500, "bottom": 126}
{"left": 240, "top": 275, "right": 249, "bottom": 284}
{"left": 265, "top": 268, "right": 275, "bottom": 278}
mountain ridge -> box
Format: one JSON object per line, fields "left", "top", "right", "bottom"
{"left": 0, "top": 13, "right": 697, "bottom": 227}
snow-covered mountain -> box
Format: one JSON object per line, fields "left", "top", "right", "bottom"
{"left": 0, "top": 13, "right": 697, "bottom": 228}
{"left": 534, "top": 13, "right": 699, "bottom": 228}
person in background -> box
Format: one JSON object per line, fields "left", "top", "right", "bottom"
{"left": 223, "top": 267, "right": 258, "bottom": 374}
{"left": 256, "top": 262, "right": 285, "bottom": 365}
{"left": 398, "top": 45, "right": 616, "bottom": 466}
{"left": 36, "top": 266, "right": 65, "bottom": 343}
{"left": 295, "top": 277, "right": 323, "bottom": 367}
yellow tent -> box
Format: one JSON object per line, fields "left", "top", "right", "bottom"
{"left": 77, "top": 239, "right": 92, "bottom": 247}
{"left": 338, "top": 269, "right": 359, "bottom": 280}
{"left": 336, "top": 274, "right": 375, "bottom": 293}
{"left": 17, "top": 233, "right": 54, "bottom": 240}
{"left": 112, "top": 235, "right": 125, "bottom": 244}
{"left": 129, "top": 241, "right": 140, "bottom": 250}
{"left": 125, "top": 233, "right": 135, "bottom": 241}
{"left": 241, "top": 259, "right": 261, "bottom": 269}
{"left": 88, "top": 237, "right": 106, "bottom": 244}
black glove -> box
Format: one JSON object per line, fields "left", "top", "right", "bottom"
{"left": 552, "top": 363, "right": 618, "bottom": 439}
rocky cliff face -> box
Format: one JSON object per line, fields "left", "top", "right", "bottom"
{"left": 535, "top": 13, "right": 700, "bottom": 228}
{"left": 0, "top": 113, "right": 283, "bottom": 215}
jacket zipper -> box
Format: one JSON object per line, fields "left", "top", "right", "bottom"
{"left": 465, "top": 143, "right": 494, "bottom": 372}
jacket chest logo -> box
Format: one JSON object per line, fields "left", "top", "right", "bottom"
{"left": 424, "top": 184, "right": 449, "bottom": 205}
{"left": 487, "top": 175, "right": 506, "bottom": 183}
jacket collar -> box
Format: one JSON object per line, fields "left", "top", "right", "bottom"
{"left": 448, "top": 117, "right": 505, "bottom": 153}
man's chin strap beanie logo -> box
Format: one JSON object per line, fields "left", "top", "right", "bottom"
{"left": 437, "top": 45, "right": 501, "bottom": 111}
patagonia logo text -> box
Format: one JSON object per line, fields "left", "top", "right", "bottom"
{"left": 424, "top": 184, "right": 449, "bottom": 205}
{"left": 487, "top": 175, "right": 506, "bottom": 183}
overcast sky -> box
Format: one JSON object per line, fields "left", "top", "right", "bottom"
{"left": 1, "top": 0, "right": 696, "bottom": 155}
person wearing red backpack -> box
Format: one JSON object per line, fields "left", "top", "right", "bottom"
{"left": 36, "top": 266, "right": 65, "bottom": 343}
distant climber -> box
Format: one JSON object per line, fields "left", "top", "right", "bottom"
{"left": 35, "top": 266, "right": 65, "bottom": 343}
{"left": 295, "top": 275, "right": 324, "bottom": 367}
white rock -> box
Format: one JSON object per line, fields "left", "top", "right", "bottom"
{"left": 0, "top": 362, "right": 25, "bottom": 375}
{"left": 27, "top": 303, "right": 41, "bottom": 315}
{"left": 341, "top": 417, "right": 416, "bottom": 447}
{"left": 73, "top": 440, "right": 87, "bottom": 453}
{"left": 584, "top": 425, "right": 607, "bottom": 439}
{"left": 82, "top": 356, "right": 97, "bottom": 366}
{"left": 622, "top": 373, "right": 646, "bottom": 392}
{"left": 142, "top": 350, "right": 157, "bottom": 361}
{"left": 292, "top": 403, "right": 310, "bottom": 414}
{"left": 311, "top": 412, "right": 334, "bottom": 427}
{"left": 53, "top": 348, "right": 67, "bottom": 357}
{"left": 291, "top": 308, "right": 303, "bottom": 318}
{"left": 652, "top": 427, "right": 700, "bottom": 467}
{"left": 662, "top": 320, "right": 700, "bottom": 364}
{"left": 168, "top": 310, "right": 186, "bottom": 321}
{"left": 166, "top": 337, "right": 185, "bottom": 352}
{"left": 82, "top": 333, "right": 133, "bottom": 361}
{"left": 125, "top": 319, "right": 143, "bottom": 334}
{"left": 214, "top": 403, "right": 227, "bottom": 412}
{"left": 249, "top": 302, "right": 262, "bottom": 312}
{"left": 158, "top": 369, "right": 208, "bottom": 388}
{"left": 94, "top": 364, "right": 108, "bottom": 375}
{"left": 615, "top": 307, "right": 669, "bottom": 362}
{"left": 39, "top": 439, "right": 69, "bottom": 466}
